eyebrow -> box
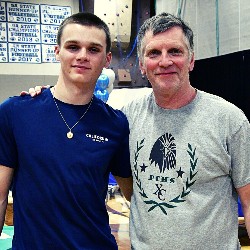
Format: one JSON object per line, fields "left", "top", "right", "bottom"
{"left": 90, "top": 42, "right": 104, "bottom": 48}
{"left": 64, "top": 40, "right": 104, "bottom": 48}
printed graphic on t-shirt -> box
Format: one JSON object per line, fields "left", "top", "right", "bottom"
{"left": 149, "top": 133, "right": 176, "bottom": 173}
{"left": 133, "top": 133, "right": 198, "bottom": 215}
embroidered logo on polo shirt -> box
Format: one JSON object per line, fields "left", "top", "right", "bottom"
{"left": 86, "top": 133, "right": 109, "bottom": 143}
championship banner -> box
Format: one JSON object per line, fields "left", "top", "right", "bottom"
{"left": 0, "top": 22, "right": 7, "bottom": 42}
{"left": 40, "top": 5, "right": 71, "bottom": 25}
{"left": 8, "top": 23, "right": 41, "bottom": 43}
{"left": 0, "top": 42, "right": 8, "bottom": 62}
{"left": 42, "top": 44, "right": 56, "bottom": 63}
{"left": 41, "top": 24, "right": 58, "bottom": 44}
{"left": 8, "top": 43, "right": 41, "bottom": 63}
{"left": 0, "top": 2, "right": 6, "bottom": 21}
{"left": 7, "top": 2, "right": 40, "bottom": 24}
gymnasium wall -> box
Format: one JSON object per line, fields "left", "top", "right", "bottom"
{"left": 0, "top": 0, "right": 154, "bottom": 103}
{"left": 0, "top": 0, "right": 78, "bottom": 102}
{"left": 156, "top": 0, "right": 250, "bottom": 120}
{"left": 156, "top": 0, "right": 250, "bottom": 60}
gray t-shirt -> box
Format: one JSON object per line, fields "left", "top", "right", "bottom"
{"left": 122, "top": 90, "right": 250, "bottom": 250}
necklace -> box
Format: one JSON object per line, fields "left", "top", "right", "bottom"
{"left": 52, "top": 87, "right": 93, "bottom": 139}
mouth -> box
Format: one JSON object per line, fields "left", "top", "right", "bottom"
{"left": 155, "top": 71, "right": 177, "bottom": 76}
{"left": 72, "top": 65, "right": 91, "bottom": 69}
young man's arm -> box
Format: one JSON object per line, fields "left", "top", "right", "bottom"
{"left": 237, "top": 183, "right": 250, "bottom": 238}
{"left": 0, "top": 165, "right": 14, "bottom": 233}
{"left": 113, "top": 176, "right": 133, "bottom": 202}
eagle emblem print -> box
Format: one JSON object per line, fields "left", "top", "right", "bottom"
{"left": 133, "top": 133, "right": 198, "bottom": 215}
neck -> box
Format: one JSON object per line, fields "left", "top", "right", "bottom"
{"left": 155, "top": 86, "right": 197, "bottom": 109}
{"left": 52, "top": 83, "right": 94, "bottom": 105}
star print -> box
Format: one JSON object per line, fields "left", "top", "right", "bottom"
{"left": 140, "top": 163, "right": 148, "bottom": 172}
{"left": 176, "top": 167, "right": 185, "bottom": 178}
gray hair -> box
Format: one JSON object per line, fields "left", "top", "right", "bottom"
{"left": 137, "top": 12, "right": 194, "bottom": 60}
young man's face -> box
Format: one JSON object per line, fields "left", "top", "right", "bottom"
{"left": 139, "top": 26, "right": 194, "bottom": 96}
{"left": 55, "top": 23, "right": 111, "bottom": 87}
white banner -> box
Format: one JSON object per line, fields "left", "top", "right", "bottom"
{"left": 0, "top": 2, "right": 6, "bottom": 22}
{"left": 0, "top": 42, "right": 8, "bottom": 62}
{"left": 41, "top": 25, "right": 59, "bottom": 44}
{"left": 8, "top": 23, "right": 40, "bottom": 43}
{"left": 7, "top": 2, "right": 40, "bottom": 24}
{"left": 0, "top": 22, "right": 7, "bottom": 42}
{"left": 40, "top": 5, "right": 71, "bottom": 25}
{"left": 42, "top": 44, "right": 57, "bottom": 63}
{"left": 8, "top": 43, "right": 41, "bottom": 63}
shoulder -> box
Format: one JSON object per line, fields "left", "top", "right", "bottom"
{"left": 93, "top": 96, "right": 129, "bottom": 129}
{"left": 0, "top": 95, "right": 30, "bottom": 129}
{"left": 94, "top": 96, "right": 126, "bottom": 118}
{"left": 122, "top": 91, "right": 153, "bottom": 116}
{"left": 0, "top": 88, "right": 51, "bottom": 115}
{"left": 0, "top": 95, "right": 27, "bottom": 112}
{"left": 197, "top": 90, "right": 249, "bottom": 131}
{"left": 198, "top": 90, "right": 246, "bottom": 116}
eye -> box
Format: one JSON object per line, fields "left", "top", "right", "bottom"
{"left": 147, "top": 49, "right": 161, "bottom": 58}
{"left": 169, "top": 48, "right": 182, "bottom": 56}
{"left": 89, "top": 47, "right": 101, "bottom": 53}
{"left": 67, "top": 45, "right": 79, "bottom": 51}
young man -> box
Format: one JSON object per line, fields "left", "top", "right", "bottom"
{"left": 0, "top": 12, "right": 132, "bottom": 250}
{"left": 122, "top": 12, "right": 250, "bottom": 249}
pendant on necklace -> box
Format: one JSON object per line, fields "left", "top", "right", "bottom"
{"left": 67, "top": 131, "right": 73, "bottom": 139}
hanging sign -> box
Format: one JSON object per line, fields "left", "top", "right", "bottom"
{"left": 0, "top": 42, "right": 8, "bottom": 62}
{"left": 42, "top": 44, "right": 57, "bottom": 63}
{"left": 0, "top": 22, "right": 7, "bottom": 42}
{"left": 0, "top": 2, "right": 6, "bottom": 21}
{"left": 8, "top": 23, "right": 40, "bottom": 43}
{"left": 40, "top": 5, "right": 71, "bottom": 25}
{"left": 7, "top": 2, "right": 40, "bottom": 24}
{"left": 41, "top": 25, "right": 58, "bottom": 44}
{"left": 8, "top": 43, "right": 41, "bottom": 63}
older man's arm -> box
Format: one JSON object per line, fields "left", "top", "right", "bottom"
{"left": 237, "top": 183, "right": 250, "bottom": 238}
{"left": 113, "top": 176, "right": 133, "bottom": 202}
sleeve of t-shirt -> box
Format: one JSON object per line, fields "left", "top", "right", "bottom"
{"left": 230, "top": 119, "right": 250, "bottom": 188}
{"left": 0, "top": 98, "right": 18, "bottom": 168}
{"left": 109, "top": 110, "right": 132, "bottom": 178}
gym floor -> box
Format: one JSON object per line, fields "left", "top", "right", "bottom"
{"left": 2, "top": 190, "right": 250, "bottom": 250}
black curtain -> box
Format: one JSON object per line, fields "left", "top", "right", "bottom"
{"left": 190, "top": 50, "right": 250, "bottom": 120}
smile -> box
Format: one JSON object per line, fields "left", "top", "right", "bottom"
{"left": 155, "top": 72, "right": 176, "bottom": 76}
{"left": 73, "top": 65, "right": 91, "bottom": 69}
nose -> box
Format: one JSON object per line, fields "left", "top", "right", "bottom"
{"left": 76, "top": 48, "right": 89, "bottom": 61}
{"left": 158, "top": 52, "right": 173, "bottom": 67}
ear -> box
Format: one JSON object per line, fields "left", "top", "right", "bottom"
{"left": 189, "top": 53, "right": 195, "bottom": 72}
{"left": 54, "top": 45, "right": 60, "bottom": 61}
{"left": 104, "top": 52, "right": 112, "bottom": 68}
{"left": 139, "top": 60, "right": 146, "bottom": 75}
